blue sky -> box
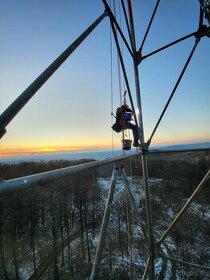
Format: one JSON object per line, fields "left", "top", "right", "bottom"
{"left": 0, "top": 0, "right": 209, "bottom": 156}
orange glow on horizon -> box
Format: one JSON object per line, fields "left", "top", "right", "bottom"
{"left": 0, "top": 135, "right": 209, "bottom": 158}
{"left": 0, "top": 144, "right": 113, "bottom": 158}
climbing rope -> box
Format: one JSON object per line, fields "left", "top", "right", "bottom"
{"left": 110, "top": 3, "right": 115, "bottom": 158}
{"left": 110, "top": 0, "right": 133, "bottom": 153}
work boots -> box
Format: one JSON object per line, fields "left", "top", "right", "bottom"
{"left": 133, "top": 141, "right": 141, "bottom": 147}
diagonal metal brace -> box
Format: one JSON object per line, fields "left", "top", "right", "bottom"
{"left": 0, "top": 11, "right": 107, "bottom": 139}
{"left": 90, "top": 166, "right": 120, "bottom": 280}
{"left": 160, "top": 253, "right": 210, "bottom": 271}
{"left": 157, "top": 169, "right": 210, "bottom": 245}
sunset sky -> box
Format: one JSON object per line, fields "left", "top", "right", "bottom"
{"left": 0, "top": 0, "right": 209, "bottom": 158}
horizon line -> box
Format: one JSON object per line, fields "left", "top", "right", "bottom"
{"left": 0, "top": 141, "right": 210, "bottom": 159}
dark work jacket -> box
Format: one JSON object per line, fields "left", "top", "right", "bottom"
{"left": 112, "top": 106, "right": 133, "bottom": 133}
{"left": 116, "top": 106, "right": 132, "bottom": 122}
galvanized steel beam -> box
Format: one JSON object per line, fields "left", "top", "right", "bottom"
{"left": 90, "top": 167, "right": 120, "bottom": 280}
{"left": 0, "top": 11, "right": 107, "bottom": 139}
{"left": 147, "top": 39, "right": 200, "bottom": 147}
{"left": 1, "top": 147, "right": 208, "bottom": 196}
{"left": 149, "top": 147, "right": 210, "bottom": 155}
{"left": 0, "top": 152, "right": 141, "bottom": 195}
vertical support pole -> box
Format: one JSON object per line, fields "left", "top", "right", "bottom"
{"left": 127, "top": 0, "right": 144, "bottom": 143}
{"left": 141, "top": 153, "right": 155, "bottom": 278}
{"left": 90, "top": 167, "right": 120, "bottom": 280}
{"left": 127, "top": 1, "right": 155, "bottom": 278}
{"left": 133, "top": 60, "right": 144, "bottom": 144}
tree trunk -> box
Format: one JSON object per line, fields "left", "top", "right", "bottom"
{"left": 84, "top": 206, "right": 91, "bottom": 263}
{"left": 64, "top": 207, "right": 71, "bottom": 266}
{"left": 79, "top": 205, "right": 85, "bottom": 279}
{"left": 41, "top": 203, "right": 45, "bottom": 226}
{"left": 0, "top": 230, "right": 8, "bottom": 280}
{"left": 117, "top": 213, "right": 124, "bottom": 258}
{"left": 170, "top": 262, "right": 177, "bottom": 280}
{"left": 52, "top": 215, "right": 59, "bottom": 280}
{"left": 11, "top": 228, "right": 20, "bottom": 280}
{"left": 126, "top": 199, "right": 133, "bottom": 279}
{"left": 79, "top": 206, "right": 85, "bottom": 261}
{"left": 30, "top": 225, "right": 37, "bottom": 280}
{"left": 109, "top": 249, "right": 112, "bottom": 271}
{"left": 59, "top": 202, "right": 65, "bottom": 267}
{"left": 30, "top": 209, "right": 37, "bottom": 280}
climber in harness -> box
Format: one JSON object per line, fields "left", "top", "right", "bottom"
{"left": 112, "top": 103, "right": 141, "bottom": 147}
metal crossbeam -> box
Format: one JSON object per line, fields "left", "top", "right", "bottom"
{"left": 149, "top": 147, "right": 210, "bottom": 155}
{"left": 0, "top": 152, "right": 141, "bottom": 195}
{"left": 1, "top": 147, "right": 208, "bottom": 196}
{"left": 141, "top": 32, "right": 197, "bottom": 61}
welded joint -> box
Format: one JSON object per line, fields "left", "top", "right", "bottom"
{"left": 135, "top": 50, "right": 142, "bottom": 65}
{"left": 103, "top": 1, "right": 118, "bottom": 24}
{"left": 145, "top": 139, "right": 151, "bottom": 149}
{"left": 140, "top": 142, "right": 149, "bottom": 155}
{"left": 195, "top": 24, "right": 210, "bottom": 39}
{"left": 104, "top": 10, "right": 109, "bottom": 17}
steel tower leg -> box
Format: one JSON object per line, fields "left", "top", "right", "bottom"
{"left": 127, "top": 1, "right": 155, "bottom": 278}
{"left": 141, "top": 153, "right": 155, "bottom": 279}
{"left": 90, "top": 167, "right": 120, "bottom": 280}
